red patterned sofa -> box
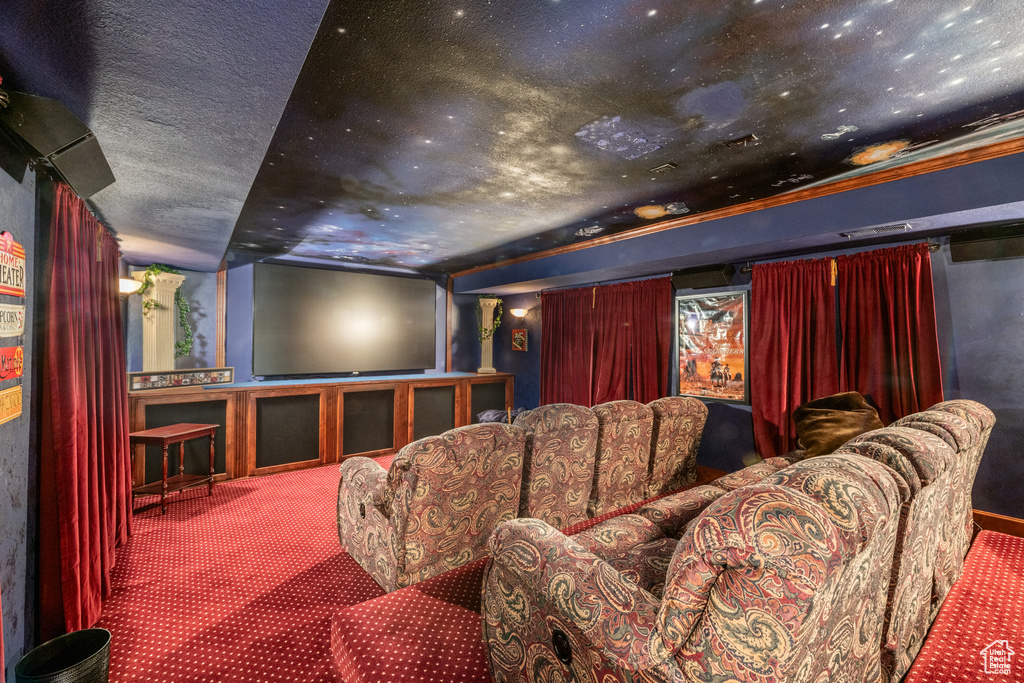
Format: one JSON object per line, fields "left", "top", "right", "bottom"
{"left": 646, "top": 396, "right": 708, "bottom": 497}
{"left": 482, "top": 453, "right": 902, "bottom": 682}
{"left": 337, "top": 422, "right": 525, "bottom": 592}
{"left": 513, "top": 403, "right": 600, "bottom": 529}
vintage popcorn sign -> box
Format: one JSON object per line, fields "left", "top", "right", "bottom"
{"left": 0, "top": 232, "right": 26, "bottom": 297}
{"left": 0, "top": 346, "right": 24, "bottom": 380}
{"left": 0, "top": 304, "right": 26, "bottom": 337}
{"left": 0, "top": 386, "right": 21, "bottom": 426}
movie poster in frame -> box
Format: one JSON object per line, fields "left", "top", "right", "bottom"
{"left": 676, "top": 290, "right": 748, "bottom": 404}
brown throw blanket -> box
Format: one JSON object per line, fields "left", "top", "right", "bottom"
{"left": 793, "top": 391, "right": 884, "bottom": 457}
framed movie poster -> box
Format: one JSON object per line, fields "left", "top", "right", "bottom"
{"left": 676, "top": 290, "right": 748, "bottom": 404}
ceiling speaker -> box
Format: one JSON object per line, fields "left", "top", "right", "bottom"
{"left": 672, "top": 264, "right": 735, "bottom": 290}
{"left": 950, "top": 223, "right": 1024, "bottom": 262}
{"left": 0, "top": 90, "right": 114, "bottom": 198}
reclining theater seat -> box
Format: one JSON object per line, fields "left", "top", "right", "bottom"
{"left": 646, "top": 396, "right": 708, "bottom": 497}
{"left": 483, "top": 453, "right": 901, "bottom": 683}
{"left": 588, "top": 400, "right": 654, "bottom": 518}
{"left": 832, "top": 425, "right": 957, "bottom": 682}
{"left": 513, "top": 403, "right": 599, "bottom": 529}
{"left": 337, "top": 422, "right": 525, "bottom": 592}
{"left": 890, "top": 407, "right": 981, "bottom": 610}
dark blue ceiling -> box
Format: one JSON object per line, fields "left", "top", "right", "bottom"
{"left": 227, "top": 0, "right": 1024, "bottom": 273}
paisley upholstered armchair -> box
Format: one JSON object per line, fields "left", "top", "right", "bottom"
{"left": 337, "top": 422, "right": 525, "bottom": 592}
{"left": 482, "top": 454, "right": 901, "bottom": 682}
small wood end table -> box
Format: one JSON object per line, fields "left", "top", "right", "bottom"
{"left": 129, "top": 423, "right": 219, "bottom": 514}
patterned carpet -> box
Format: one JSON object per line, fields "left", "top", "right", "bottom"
{"left": 104, "top": 464, "right": 1024, "bottom": 682}
{"left": 99, "top": 463, "right": 384, "bottom": 682}
{"left": 904, "top": 530, "right": 1024, "bottom": 682}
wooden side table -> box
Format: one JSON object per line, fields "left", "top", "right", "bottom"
{"left": 129, "top": 423, "right": 220, "bottom": 514}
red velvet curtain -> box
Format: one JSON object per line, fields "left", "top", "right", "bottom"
{"left": 837, "top": 242, "right": 943, "bottom": 424}
{"left": 751, "top": 258, "right": 839, "bottom": 457}
{"left": 591, "top": 282, "right": 631, "bottom": 404}
{"left": 40, "top": 183, "right": 132, "bottom": 633}
{"left": 540, "top": 287, "right": 594, "bottom": 405}
{"left": 629, "top": 277, "right": 673, "bottom": 403}
{"left": 541, "top": 277, "right": 671, "bottom": 405}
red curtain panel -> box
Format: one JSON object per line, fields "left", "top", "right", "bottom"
{"left": 540, "top": 287, "right": 594, "bottom": 405}
{"left": 628, "top": 278, "right": 672, "bottom": 404}
{"left": 590, "top": 281, "right": 631, "bottom": 405}
{"left": 751, "top": 258, "right": 840, "bottom": 457}
{"left": 40, "top": 183, "right": 132, "bottom": 633}
{"left": 541, "top": 278, "right": 672, "bottom": 406}
{"left": 837, "top": 242, "right": 943, "bottom": 424}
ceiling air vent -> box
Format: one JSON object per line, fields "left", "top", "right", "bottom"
{"left": 839, "top": 223, "right": 913, "bottom": 239}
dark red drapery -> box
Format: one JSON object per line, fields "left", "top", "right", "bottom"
{"left": 40, "top": 183, "right": 132, "bottom": 633}
{"left": 591, "top": 282, "right": 631, "bottom": 404}
{"left": 540, "top": 287, "right": 593, "bottom": 405}
{"left": 750, "top": 258, "right": 840, "bottom": 457}
{"left": 629, "top": 277, "right": 673, "bottom": 404}
{"left": 541, "top": 277, "right": 671, "bottom": 406}
{"left": 837, "top": 242, "right": 943, "bottom": 424}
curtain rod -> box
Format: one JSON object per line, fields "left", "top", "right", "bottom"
{"left": 738, "top": 241, "right": 941, "bottom": 274}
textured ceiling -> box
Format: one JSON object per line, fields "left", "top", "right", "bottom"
{"left": 0, "top": 0, "right": 327, "bottom": 270}
{"left": 4, "top": 0, "right": 1024, "bottom": 274}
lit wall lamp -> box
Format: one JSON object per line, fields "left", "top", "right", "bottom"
{"left": 509, "top": 308, "right": 528, "bottom": 319}
{"left": 119, "top": 277, "right": 143, "bottom": 296}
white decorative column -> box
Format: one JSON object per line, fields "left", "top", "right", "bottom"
{"left": 477, "top": 297, "right": 500, "bottom": 374}
{"left": 135, "top": 271, "right": 186, "bottom": 371}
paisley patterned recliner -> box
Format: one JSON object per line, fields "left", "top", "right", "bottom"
{"left": 337, "top": 422, "right": 525, "bottom": 592}
{"left": 889, "top": 407, "right": 982, "bottom": 612}
{"left": 645, "top": 397, "right": 708, "bottom": 497}
{"left": 514, "top": 403, "right": 600, "bottom": 530}
{"left": 832, "top": 425, "right": 957, "bottom": 682}
{"left": 483, "top": 454, "right": 902, "bottom": 683}
{"left": 588, "top": 400, "right": 654, "bottom": 518}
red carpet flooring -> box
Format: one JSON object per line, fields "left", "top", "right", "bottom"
{"left": 102, "top": 461, "right": 1024, "bottom": 683}
{"left": 905, "top": 530, "right": 1024, "bottom": 682}
{"left": 98, "top": 463, "right": 386, "bottom": 682}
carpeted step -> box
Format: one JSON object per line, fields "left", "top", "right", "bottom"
{"left": 904, "top": 530, "right": 1024, "bottom": 682}
{"left": 331, "top": 559, "right": 492, "bottom": 683}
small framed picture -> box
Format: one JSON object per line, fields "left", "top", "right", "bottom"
{"left": 511, "top": 329, "right": 527, "bottom": 351}
{"left": 129, "top": 367, "right": 235, "bottom": 392}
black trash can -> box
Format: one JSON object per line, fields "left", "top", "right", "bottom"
{"left": 14, "top": 628, "right": 110, "bottom": 683}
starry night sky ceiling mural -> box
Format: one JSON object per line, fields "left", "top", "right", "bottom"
{"left": 226, "top": 0, "right": 1024, "bottom": 274}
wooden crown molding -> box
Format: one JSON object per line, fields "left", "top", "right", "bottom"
{"left": 452, "top": 136, "right": 1024, "bottom": 280}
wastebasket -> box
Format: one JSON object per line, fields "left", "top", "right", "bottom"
{"left": 14, "top": 628, "right": 110, "bottom": 683}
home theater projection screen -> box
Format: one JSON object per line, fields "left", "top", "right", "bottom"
{"left": 252, "top": 263, "right": 437, "bottom": 377}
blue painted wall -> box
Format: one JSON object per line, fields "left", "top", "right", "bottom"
{"left": 0, "top": 165, "right": 37, "bottom": 679}
{"left": 453, "top": 292, "right": 541, "bottom": 410}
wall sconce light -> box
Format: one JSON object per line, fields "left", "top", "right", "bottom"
{"left": 510, "top": 308, "right": 528, "bottom": 319}
{"left": 119, "top": 277, "right": 143, "bottom": 296}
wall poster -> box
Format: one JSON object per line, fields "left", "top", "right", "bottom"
{"left": 676, "top": 290, "right": 748, "bottom": 404}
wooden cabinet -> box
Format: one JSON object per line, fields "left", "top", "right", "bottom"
{"left": 128, "top": 373, "right": 513, "bottom": 480}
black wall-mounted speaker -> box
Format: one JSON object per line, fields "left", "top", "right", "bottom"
{"left": 949, "top": 223, "right": 1024, "bottom": 263}
{"left": 672, "top": 264, "right": 736, "bottom": 290}
{"left": 0, "top": 90, "right": 115, "bottom": 198}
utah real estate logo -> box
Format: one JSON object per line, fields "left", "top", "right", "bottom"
{"left": 981, "top": 640, "right": 1015, "bottom": 675}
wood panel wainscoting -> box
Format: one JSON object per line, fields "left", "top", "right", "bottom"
{"left": 128, "top": 372, "right": 514, "bottom": 482}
